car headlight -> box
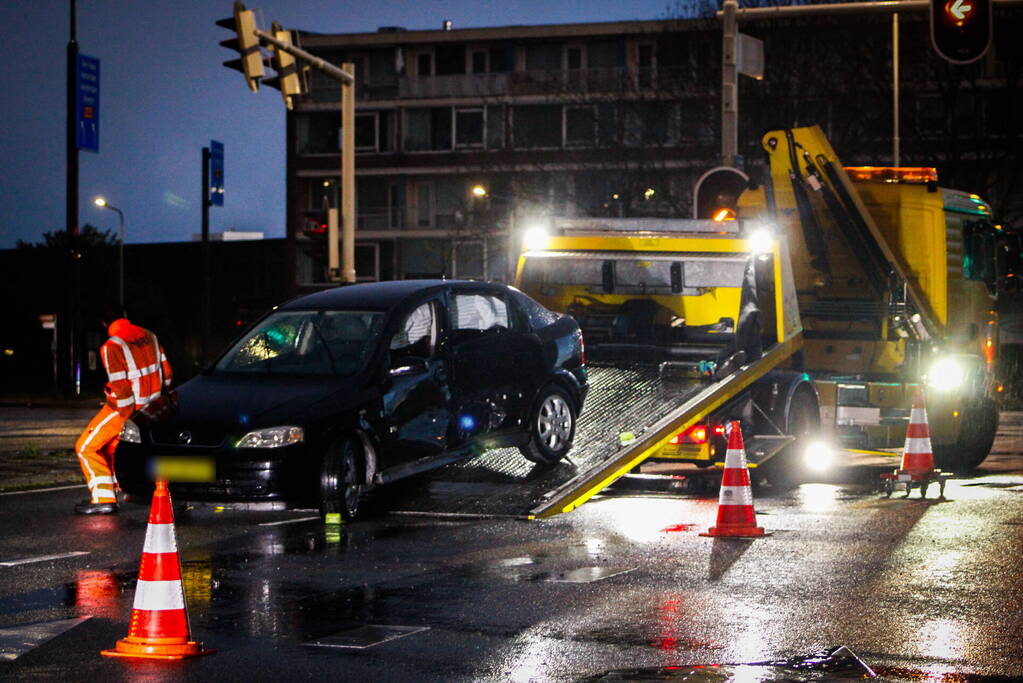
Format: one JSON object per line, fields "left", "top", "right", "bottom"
{"left": 236, "top": 426, "right": 304, "bottom": 449}
{"left": 120, "top": 419, "right": 141, "bottom": 444}
{"left": 802, "top": 440, "right": 834, "bottom": 472}
{"left": 927, "top": 356, "right": 966, "bottom": 392}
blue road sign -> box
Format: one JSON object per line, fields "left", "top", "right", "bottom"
{"left": 76, "top": 54, "right": 100, "bottom": 152}
{"left": 210, "top": 140, "right": 224, "bottom": 206}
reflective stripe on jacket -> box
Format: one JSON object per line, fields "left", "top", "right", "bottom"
{"left": 102, "top": 319, "right": 172, "bottom": 416}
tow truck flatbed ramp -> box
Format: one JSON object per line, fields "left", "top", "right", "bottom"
{"left": 389, "top": 336, "right": 800, "bottom": 519}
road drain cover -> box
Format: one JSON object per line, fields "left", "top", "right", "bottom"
{"left": 546, "top": 567, "right": 636, "bottom": 583}
{"left": 305, "top": 625, "right": 429, "bottom": 649}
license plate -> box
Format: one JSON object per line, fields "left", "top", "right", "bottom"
{"left": 150, "top": 456, "right": 216, "bottom": 483}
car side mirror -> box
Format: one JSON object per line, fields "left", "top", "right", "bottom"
{"left": 388, "top": 356, "right": 429, "bottom": 377}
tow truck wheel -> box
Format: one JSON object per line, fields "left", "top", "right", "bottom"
{"left": 933, "top": 398, "right": 998, "bottom": 472}
{"left": 520, "top": 386, "right": 576, "bottom": 466}
{"left": 320, "top": 438, "right": 362, "bottom": 521}
{"left": 761, "top": 388, "right": 820, "bottom": 488}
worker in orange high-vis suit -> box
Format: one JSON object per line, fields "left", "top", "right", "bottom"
{"left": 74, "top": 314, "right": 172, "bottom": 514}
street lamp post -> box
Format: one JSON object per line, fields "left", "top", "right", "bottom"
{"left": 94, "top": 197, "right": 125, "bottom": 310}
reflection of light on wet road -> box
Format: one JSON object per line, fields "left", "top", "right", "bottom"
{"left": 73, "top": 570, "right": 120, "bottom": 619}
{"left": 798, "top": 483, "right": 840, "bottom": 512}
{"left": 917, "top": 619, "right": 964, "bottom": 661}
{"left": 596, "top": 497, "right": 713, "bottom": 543}
{"left": 505, "top": 634, "right": 549, "bottom": 682}
{"left": 732, "top": 623, "right": 768, "bottom": 663}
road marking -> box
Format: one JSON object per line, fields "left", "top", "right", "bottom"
{"left": 258, "top": 516, "right": 320, "bottom": 527}
{"left": 0, "top": 484, "right": 86, "bottom": 497}
{"left": 0, "top": 617, "right": 91, "bottom": 661}
{"left": 0, "top": 552, "right": 90, "bottom": 567}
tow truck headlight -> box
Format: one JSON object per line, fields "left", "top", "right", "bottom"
{"left": 747, "top": 228, "right": 774, "bottom": 256}
{"left": 120, "top": 419, "right": 141, "bottom": 444}
{"left": 237, "top": 426, "right": 304, "bottom": 449}
{"left": 926, "top": 356, "right": 966, "bottom": 392}
{"left": 523, "top": 226, "right": 550, "bottom": 251}
{"left": 802, "top": 440, "right": 834, "bottom": 472}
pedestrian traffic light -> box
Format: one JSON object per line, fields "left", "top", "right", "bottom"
{"left": 930, "top": 0, "right": 992, "bottom": 64}
{"left": 262, "top": 22, "right": 305, "bottom": 110}
{"left": 216, "top": 1, "right": 264, "bottom": 92}
{"left": 693, "top": 167, "right": 750, "bottom": 221}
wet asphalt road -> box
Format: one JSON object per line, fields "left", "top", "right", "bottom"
{"left": 1, "top": 415, "right": 1023, "bottom": 680}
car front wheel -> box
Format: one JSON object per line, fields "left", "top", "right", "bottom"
{"left": 319, "top": 438, "right": 362, "bottom": 521}
{"left": 520, "top": 386, "right": 576, "bottom": 466}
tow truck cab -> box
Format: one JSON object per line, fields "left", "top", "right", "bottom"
{"left": 515, "top": 217, "right": 817, "bottom": 476}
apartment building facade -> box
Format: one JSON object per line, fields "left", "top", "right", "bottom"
{"left": 286, "top": 11, "right": 1023, "bottom": 289}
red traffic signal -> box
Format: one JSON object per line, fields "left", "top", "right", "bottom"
{"left": 931, "top": 0, "right": 992, "bottom": 64}
{"left": 693, "top": 167, "right": 750, "bottom": 221}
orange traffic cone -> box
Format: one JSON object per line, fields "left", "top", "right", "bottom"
{"left": 901, "top": 384, "right": 936, "bottom": 473}
{"left": 701, "top": 421, "right": 766, "bottom": 537}
{"left": 880, "top": 384, "right": 948, "bottom": 498}
{"left": 101, "top": 480, "right": 213, "bottom": 660}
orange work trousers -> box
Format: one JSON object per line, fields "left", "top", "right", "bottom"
{"left": 75, "top": 405, "right": 125, "bottom": 504}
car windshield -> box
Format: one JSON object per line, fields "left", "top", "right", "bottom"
{"left": 215, "top": 310, "right": 385, "bottom": 376}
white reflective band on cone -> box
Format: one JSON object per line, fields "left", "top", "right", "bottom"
{"left": 133, "top": 579, "right": 186, "bottom": 611}
{"left": 718, "top": 485, "right": 754, "bottom": 506}
{"left": 142, "top": 523, "right": 178, "bottom": 555}
{"left": 904, "top": 437, "right": 932, "bottom": 453}
{"left": 910, "top": 407, "right": 928, "bottom": 423}
{"left": 723, "top": 448, "right": 747, "bottom": 468}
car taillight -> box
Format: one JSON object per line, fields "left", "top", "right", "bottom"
{"left": 579, "top": 331, "right": 586, "bottom": 365}
{"left": 668, "top": 424, "right": 709, "bottom": 445}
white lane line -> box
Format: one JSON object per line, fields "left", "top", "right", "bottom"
{"left": 0, "top": 485, "right": 86, "bottom": 497}
{"left": 258, "top": 516, "right": 320, "bottom": 527}
{"left": 0, "top": 552, "right": 90, "bottom": 567}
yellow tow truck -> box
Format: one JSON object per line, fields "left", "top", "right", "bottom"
{"left": 513, "top": 126, "right": 1008, "bottom": 505}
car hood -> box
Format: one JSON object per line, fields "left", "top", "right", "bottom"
{"left": 137, "top": 374, "right": 372, "bottom": 435}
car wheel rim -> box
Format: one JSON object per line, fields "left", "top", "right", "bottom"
{"left": 538, "top": 395, "right": 572, "bottom": 452}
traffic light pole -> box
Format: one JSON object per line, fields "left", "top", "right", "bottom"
{"left": 201, "top": 146, "right": 211, "bottom": 366}
{"left": 721, "top": 0, "right": 738, "bottom": 168}
{"left": 252, "top": 29, "right": 357, "bottom": 283}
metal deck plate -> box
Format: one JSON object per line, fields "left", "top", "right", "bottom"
{"left": 305, "top": 625, "right": 429, "bottom": 649}
{"left": 389, "top": 363, "right": 707, "bottom": 518}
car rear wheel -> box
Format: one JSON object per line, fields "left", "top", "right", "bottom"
{"left": 319, "top": 438, "right": 362, "bottom": 521}
{"left": 520, "top": 386, "right": 576, "bottom": 466}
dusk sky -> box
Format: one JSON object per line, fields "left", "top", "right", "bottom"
{"left": 0, "top": 0, "right": 680, "bottom": 249}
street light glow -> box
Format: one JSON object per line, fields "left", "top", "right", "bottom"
{"left": 472, "top": 184, "right": 488, "bottom": 198}
{"left": 94, "top": 197, "right": 107, "bottom": 207}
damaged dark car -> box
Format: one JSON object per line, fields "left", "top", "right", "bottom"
{"left": 114, "top": 280, "right": 587, "bottom": 519}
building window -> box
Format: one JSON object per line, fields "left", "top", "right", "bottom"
{"left": 567, "top": 47, "right": 582, "bottom": 70}
{"left": 565, "top": 105, "right": 596, "bottom": 147}
{"left": 435, "top": 43, "right": 467, "bottom": 75}
{"left": 638, "top": 43, "right": 655, "bottom": 87}
{"left": 486, "top": 105, "right": 505, "bottom": 149}
{"left": 355, "top": 243, "right": 380, "bottom": 281}
{"left": 624, "top": 102, "right": 678, "bottom": 147}
{"left": 512, "top": 105, "right": 561, "bottom": 148}
{"left": 453, "top": 241, "right": 485, "bottom": 279}
{"left": 297, "top": 112, "right": 339, "bottom": 155}
{"left": 917, "top": 94, "right": 944, "bottom": 135}
{"left": 404, "top": 107, "right": 453, "bottom": 151}
{"left": 355, "top": 113, "right": 378, "bottom": 151}
{"left": 455, "top": 108, "right": 484, "bottom": 148}
{"left": 489, "top": 46, "right": 514, "bottom": 72}
{"left": 525, "top": 43, "right": 562, "bottom": 72}
{"left": 416, "top": 182, "right": 433, "bottom": 227}
{"left": 472, "top": 50, "right": 487, "bottom": 74}
{"left": 401, "top": 238, "right": 448, "bottom": 278}
{"left": 417, "top": 52, "right": 432, "bottom": 76}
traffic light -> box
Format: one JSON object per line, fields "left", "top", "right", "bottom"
{"left": 931, "top": 0, "right": 992, "bottom": 64}
{"left": 262, "top": 22, "right": 305, "bottom": 109}
{"left": 216, "top": 1, "right": 264, "bottom": 92}
{"left": 693, "top": 167, "right": 750, "bottom": 221}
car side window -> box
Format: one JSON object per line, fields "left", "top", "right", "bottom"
{"left": 449, "top": 293, "right": 511, "bottom": 342}
{"left": 390, "top": 301, "right": 437, "bottom": 359}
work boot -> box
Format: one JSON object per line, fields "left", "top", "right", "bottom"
{"left": 74, "top": 500, "right": 119, "bottom": 515}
